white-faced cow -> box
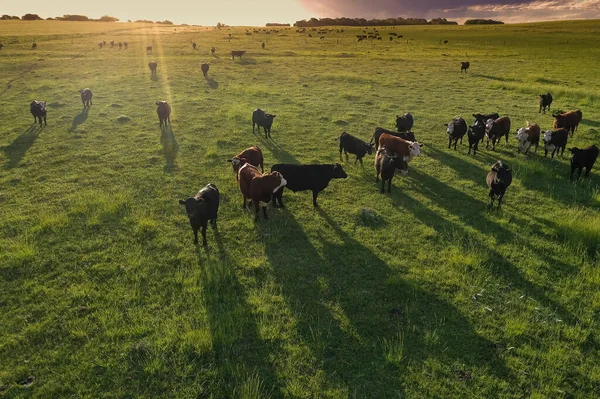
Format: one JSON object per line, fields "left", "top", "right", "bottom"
{"left": 238, "top": 163, "right": 287, "bottom": 220}
{"left": 486, "top": 161, "right": 512, "bottom": 210}
{"left": 445, "top": 117, "right": 468, "bottom": 150}
{"left": 485, "top": 117, "right": 511, "bottom": 150}
{"left": 30, "top": 101, "right": 47, "bottom": 125}
{"left": 515, "top": 123, "right": 540, "bottom": 155}
{"left": 543, "top": 128, "right": 569, "bottom": 159}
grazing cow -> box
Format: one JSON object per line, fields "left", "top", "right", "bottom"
{"left": 377, "top": 133, "right": 422, "bottom": 164}
{"left": 444, "top": 40, "right": 449, "bottom": 44}
{"left": 30, "top": 101, "right": 47, "bottom": 125}
{"left": 178, "top": 184, "right": 220, "bottom": 246}
{"left": 98, "top": 42, "right": 103, "bottom": 49}
{"left": 271, "top": 163, "right": 347, "bottom": 207}
{"left": 568, "top": 145, "right": 599, "bottom": 179}
{"left": 148, "top": 61, "right": 158, "bottom": 75}
{"left": 539, "top": 93, "right": 553, "bottom": 114}
{"left": 123, "top": 42, "right": 128, "bottom": 49}
{"left": 461, "top": 61, "right": 470, "bottom": 73}
{"left": 192, "top": 42, "right": 197, "bottom": 49}
{"left": 337, "top": 132, "right": 374, "bottom": 166}
{"left": 375, "top": 146, "right": 408, "bottom": 193}
{"left": 118, "top": 42, "right": 122, "bottom": 50}
{"left": 445, "top": 117, "right": 468, "bottom": 150}
{"left": 227, "top": 146, "right": 264, "bottom": 173}
{"left": 32, "top": 43, "right": 37, "bottom": 50}
{"left": 146, "top": 46, "right": 152, "bottom": 54}
{"left": 110, "top": 41, "right": 114, "bottom": 48}
{"left": 79, "top": 88, "right": 93, "bottom": 108}
{"left": 515, "top": 123, "right": 540, "bottom": 155}
{"left": 553, "top": 110, "right": 582, "bottom": 137}
{"left": 486, "top": 161, "right": 512, "bottom": 210}
{"left": 238, "top": 163, "right": 287, "bottom": 220}
{"left": 231, "top": 50, "right": 246, "bottom": 59}
{"left": 543, "top": 128, "right": 569, "bottom": 159}
{"left": 371, "top": 127, "right": 416, "bottom": 148}
{"left": 201, "top": 62, "right": 209, "bottom": 77}
{"left": 468, "top": 120, "right": 486, "bottom": 156}
{"left": 485, "top": 117, "right": 511, "bottom": 150}
{"left": 262, "top": 42, "right": 265, "bottom": 49}
{"left": 0, "top": 43, "right": 3, "bottom": 50}
{"left": 252, "top": 108, "right": 276, "bottom": 138}
{"left": 395, "top": 112, "right": 414, "bottom": 132}
{"left": 211, "top": 47, "right": 215, "bottom": 55}
{"left": 156, "top": 101, "right": 171, "bottom": 127}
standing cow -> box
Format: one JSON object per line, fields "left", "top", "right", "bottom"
{"left": 486, "top": 161, "right": 512, "bottom": 210}
{"left": 395, "top": 113, "right": 414, "bottom": 132}
{"left": 375, "top": 146, "right": 407, "bottom": 193}
{"left": 238, "top": 164, "right": 287, "bottom": 220}
{"left": 515, "top": 123, "right": 540, "bottom": 155}
{"left": 30, "top": 101, "right": 47, "bottom": 125}
{"left": 468, "top": 120, "right": 486, "bottom": 156}
{"left": 445, "top": 117, "right": 468, "bottom": 150}
{"left": 148, "top": 61, "right": 158, "bottom": 75}
{"left": 543, "top": 128, "right": 569, "bottom": 159}
{"left": 553, "top": 110, "right": 582, "bottom": 137}
{"left": 79, "top": 88, "right": 93, "bottom": 108}
{"left": 568, "top": 145, "right": 599, "bottom": 180}
{"left": 461, "top": 62, "right": 470, "bottom": 73}
{"left": 178, "top": 184, "right": 220, "bottom": 246}
{"left": 539, "top": 93, "right": 553, "bottom": 114}
{"left": 201, "top": 62, "right": 209, "bottom": 77}
{"left": 337, "top": 132, "right": 374, "bottom": 166}
{"left": 252, "top": 108, "right": 276, "bottom": 138}
{"left": 485, "top": 117, "right": 511, "bottom": 150}
{"left": 156, "top": 101, "right": 171, "bottom": 127}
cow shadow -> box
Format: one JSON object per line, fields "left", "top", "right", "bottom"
{"left": 160, "top": 125, "right": 179, "bottom": 173}
{"left": 2, "top": 124, "right": 43, "bottom": 169}
{"left": 581, "top": 119, "right": 600, "bottom": 128}
{"left": 238, "top": 58, "right": 257, "bottom": 65}
{"left": 205, "top": 76, "right": 218, "bottom": 89}
{"left": 150, "top": 74, "right": 159, "bottom": 82}
{"left": 261, "top": 208, "right": 513, "bottom": 397}
{"left": 254, "top": 133, "right": 300, "bottom": 165}
{"left": 69, "top": 108, "right": 89, "bottom": 132}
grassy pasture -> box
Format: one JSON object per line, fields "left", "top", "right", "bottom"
{"left": 1, "top": 19, "right": 600, "bottom": 398}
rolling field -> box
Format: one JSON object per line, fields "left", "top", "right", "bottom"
{"left": 1, "top": 19, "right": 600, "bottom": 398}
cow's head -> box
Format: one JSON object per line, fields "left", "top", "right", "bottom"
{"left": 485, "top": 119, "right": 495, "bottom": 133}
{"left": 331, "top": 163, "right": 348, "bottom": 179}
{"left": 567, "top": 147, "right": 581, "bottom": 156}
{"left": 178, "top": 197, "right": 206, "bottom": 218}
{"left": 516, "top": 127, "right": 530, "bottom": 142}
{"left": 265, "top": 113, "right": 276, "bottom": 121}
{"left": 364, "top": 141, "right": 375, "bottom": 155}
{"left": 491, "top": 160, "right": 510, "bottom": 174}
{"left": 227, "top": 156, "right": 246, "bottom": 172}
{"left": 543, "top": 130, "right": 553, "bottom": 143}
{"left": 446, "top": 121, "right": 455, "bottom": 135}
{"left": 408, "top": 142, "right": 422, "bottom": 157}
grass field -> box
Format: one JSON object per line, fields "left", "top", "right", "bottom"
{"left": 1, "top": 19, "right": 600, "bottom": 398}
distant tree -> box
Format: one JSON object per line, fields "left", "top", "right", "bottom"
{"left": 22, "top": 14, "right": 43, "bottom": 21}
{"left": 97, "top": 15, "right": 119, "bottom": 22}
{"left": 128, "top": 20, "right": 132, "bottom": 23}
{"left": 60, "top": 15, "right": 89, "bottom": 21}
{"left": 1, "top": 15, "right": 21, "bottom": 20}
{"left": 134, "top": 20, "right": 154, "bottom": 24}
{"left": 293, "top": 16, "right": 454, "bottom": 27}
{"left": 266, "top": 23, "right": 291, "bottom": 27}
{"left": 216, "top": 22, "right": 224, "bottom": 29}
{"left": 156, "top": 20, "right": 174, "bottom": 25}
{"left": 429, "top": 18, "right": 458, "bottom": 25}
{"left": 464, "top": 19, "right": 504, "bottom": 25}
{"left": 46, "top": 17, "right": 55, "bottom": 20}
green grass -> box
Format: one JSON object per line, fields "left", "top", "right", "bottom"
{"left": 1, "top": 19, "right": 600, "bottom": 398}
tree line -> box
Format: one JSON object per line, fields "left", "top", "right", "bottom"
{"left": 294, "top": 17, "right": 458, "bottom": 27}
{"left": 1, "top": 14, "right": 173, "bottom": 24}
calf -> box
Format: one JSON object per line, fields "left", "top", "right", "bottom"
{"left": 378, "top": 133, "right": 422, "bottom": 164}
{"left": 543, "top": 128, "right": 569, "bottom": 159}
{"left": 271, "top": 163, "right": 347, "bottom": 207}
{"left": 485, "top": 117, "right": 511, "bottom": 150}
{"left": 124, "top": 42, "right": 128, "bottom": 49}
{"left": 156, "top": 101, "right": 171, "bottom": 126}
{"left": 553, "top": 110, "right": 582, "bottom": 137}
{"left": 371, "top": 127, "right": 416, "bottom": 148}
{"left": 146, "top": 46, "right": 152, "bottom": 54}
{"left": 375, "top": 146, "right": 408, "bottom": 193}
{"left": 395, "top": 113, "right": 414, "bottom": 132}
{"left": 227, "top": 146, "right": 264, "bottom": 173}
{"left": 486, "top": 161, "right": 512, "bottom": 210}
{"left": 201, "top": 62, "right": 209, "bottom": 77}
{"left": 337, "top": 132, "right": 374, "bottom": 166}
{"left": 211, "top": 47, "right": 216, "bottom": 55}
{"left": 539, "top": 93, "right": 553, "bottom": 114}
{"left": 192, "top": 42, "right": 197, "bottom": 49}
{"left": 79, "top": 88, "right": 93, "bottom": 108}
{"left": 515, "top": 123, "right": 540, "bottom": 155}
{"left": 568, "top": 145, "right": 599, "bottom": 179}
{"left": 445, "top": 117, "right": 468, "bottom": 150}
{"left": 32, "top": 43, "right": 37, "bottom": 50}
{"left": 461, "top": 61, "right": 470, "bottom": 73}
{"left": 178, "top": 184, "right": 219, "bottom": 246}
{"left": 238, "top": 163, "right": 286, "bottom": 220}
{"left": 148, "top": 61, "right": 158, "bottom": 75}
{"left": 252, "top": 108, "right": 276, "bottom": 138}
{"left": 231, "top": 50, "right": 246, "bottom": 59}
{"left": 30, "top": 101, "right": 47, "bottom": 125}
{"left": 468, "top": 120, "right": 486, "bottom": 156}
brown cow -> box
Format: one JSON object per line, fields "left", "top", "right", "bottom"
{"left": 515, "top": 123, "right": 540, "bottom": 154}
{"left": 146, "top": 46, "right": 153, "bottom": 54}
{"left": 231, "top": 50, "right": 246, "bottom": 59}
{"left": 553, "top": 110, "right": 582, "bottom": 137}
{"left": 237, "top": 163, "right": 287, "bottom": 220}
{"left": 227, "top": 146, "right": 264, "bottom": 174}
{"left": 148, "top": 61, "right": 157, "bottom": 75}
{"left": 156, "top": 101, "right": 171, "bottom": 126}
{"left": 485, "top": 117, "right": 511, "bottom": 150}
{"left": 377, "top": 133, "right": 422, "bottom": 164}
{"left": 201, "top": 62, "right": 209, "bottom": 77}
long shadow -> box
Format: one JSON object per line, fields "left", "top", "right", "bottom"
{"left": 205, "top": 76, "right": 218, "bottom": 89}
{"left": 262, "top": 208, "right": 514, "bottom": 397}
{"left": 2, "top": 124, "right": 42, "bottom": 169}
{"left": 470, "top": 73, "right": 519, "bottom": 83}
{"left": 70, "top": 108, "right": 89, "bottom": 132}
{"left": 150, "top": 74, "right": 159, "bottom": 82}
{"left": 160, "top": 125, "right": 179, "bottom": 173}
{"left": 581, "top": 118, "right": 600, "bottom": 128}
{"left": 253, "top": 131, "right": 300, "bottom": 165}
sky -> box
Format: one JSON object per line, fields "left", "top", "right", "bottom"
{"left": 2, "top": 0, "right": 600, "bottom": 24}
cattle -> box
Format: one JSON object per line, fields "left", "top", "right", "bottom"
{"left": 543, "top": 128, "right": 569, "bottom": 159}
{"left": 337, "top": 132, "right": 374, "bottom": 166}
{"left": 568, "top": 145, "right": 599, "bottom": 180}
{"left": 98, "top": 42, "right": 103, "bottom": 49}
{"left": 473, "top": 113, "right": 499, "bottom": 143}
{"left": 238, "top": 163, "right": 287, "bottom": 220}
{"left": 271, "top": 163, "right": 347, "bottom": 207}
{"left": 375, "top": 146, "right": 408, "bottom": 194}
{"left": 110, "top": 41, "right": 114, "bottom": 48}
{"left": 445, "top": 117, "right": 468, "bottom": 150}
{"left": 192, "top": 42, "right": 197, "bottom": 49}
{"left": 252, "top": 108, "right": 276, "bottom": 138}
{"left": 0, "top": 43, "right": 3, "bottom": 50}
{"left": 515, "top": 123, "right": 540, "bottom": 155}
{"left": 156, "top": 101, "right": 171, "bottom": 127}
{"left": 486, "top": 161, "right": 512, "bottom": 210}
{"left": 123, "top": 42, "right": 128, "bottom": 49}
{"left": 395, "top": 113, "right": 414, "bottom": 132}
{"left": 211, "top": 47, "right": 215, "bottom": 55}
{"left": 227, "top": 146, "right": 264, "bottom": 173}
{"left": 148, "top": 61, "right": 158, "bottom": 75}
{"left": 201, "top": 62, "right": 209, "bottom": 77}
{"left": 539, "top": 93, "right": 553, "bottom": 114}
{"left": 377, "top": 133, "right": 422, "bottom": 165}
{"left": 371, "top": 127, "right": 416, "bottom": 148}
{"left": 262, "top": 42, "right": 265, "bottom": 49}
{"left": 79, "top": 88, "right": 93, "bottom": 108}
{"left": 30, "top": 101, "right": 47, "bottom": 125}
{"left": 461, "top": 61, "right": 470, "bottom": 73}
{"left": 178, "top": 184, "right": 220, "bottom": 246}
{"left": 468, "top": 120, "right": 486, "bottom": 156}
{"left": 485, "top": 117, "right": 511, "bottom": 150}
{"left": 32, "top": 43, "right": 37, "bottom": 50}
{"left": 118, "top": 42, "right": 122, "bottom": 50}
{"left": 146, "top": 46, "right": 152, "bottom": 54}
{"left": 231, "top": 50, "right": 246, "bottom": 59}
{"left": 553, "top": 110, "right": 582, "bottom": 137}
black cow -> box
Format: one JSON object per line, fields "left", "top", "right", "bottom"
{"left": 375, "top": 146, "right": 407, "bottom": 193}
{"left": 473, "top": 113, "right": 499, "bottom": 143}
{"left": 539, "top": 93, "right": 553, "bottom": 114}
{"left": 79, "top": 88, "right": 93, "bottom": 108}
{"left": 543, "top": 128, "right": 569, "bottom": 159}
{"left": 371, "top": 127, "right": 416, "bottom": 148}
{"left": 461, "top": 62, "right": 470, "bottom": 73}
{"left": 30, "top": 101, "right": 47, "bottom": 125}
{"left": 486, "top": 161, "right": 512, "bottom": 210}
{"left": 445, "top": 117, "right": 468, "bottom": 150}
{"left": 271, "top": 163, "right": 347, "bottom": 207}
{"left": 252, "top": 108, "right": 276, "bottom": 138}
{"left": 395, "top": 113, "right": 414, "bottom": 132}
{"left": 568, "top": 145, "right": 598, "bottom": 179}
{"left": 337, "top": 132, "right": 374, "bottom": 166}
{"left": 201, "top": 62, "right": 209, "bottom": 77}
{"left": 468, "top": 120, "right": 486, "bottom": 155}
{"left": 178, "top": 184, "right": 220, "bottom": 246}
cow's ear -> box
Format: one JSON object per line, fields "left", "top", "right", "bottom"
{"left": 227, "top": 159, "right": 232, "bottom": 162}
{"left": 418, "top": 142, "right": 424, "bottom": 147}
{"left": 178, "top": 200, "right": 186, "bottom": 205}
{"left": 156, "top": 102, "right": 161, "bottom": 105}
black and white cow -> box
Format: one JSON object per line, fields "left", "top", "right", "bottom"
{"left": 30, "top": 101, "right": 47, "bottom": 125}
{"left": 395, "top": 113, "right": 414, "bottom": 132}
{"left": 445, "top": 117, "right": 468, "bottom": 150}
{"left": 543, "top": 128, "right": 569, "bottom": 159}
{"left": 486, "top": 161, "right": 512, "bottom": 210}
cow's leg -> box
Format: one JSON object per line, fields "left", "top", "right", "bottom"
{"left": 242, "top": 196, "right": 247, "bottom": 209}
{"left": 570, "top": 162, "right": 575, "bottom": 180}
{"left": 167, "top": 116, "right": 170, "bottom": 125}
{"left": 497, "top": 193, "right": 503, "bottom": 210}
{"left": 358, "top": 157, "right": 363, "bottom": 166}
{"left": 584, "top": 166, "right": 592, "bottom": 177}
{"left": 454, "top": 138, "right": 458, "bottom": 151}
{"left": 486, "top": 137, "right": 490, "bottom": 149}
{"left": 375, "top": 171, "right": 379, "bottom": 183}
{"left": 339, "top": 148, "right": 343, "bottom": 161}
{"left": 460, "top": 136, "right": 463, "bottom": 145}
{"left": 193, "top": 229, "right": 199, "bottom": 245}
{"left": 254, "top": 201, "right": 261, "bottom": 220}
{"left": 312, "top": 190, "right": 319, "bottom": 207}
{"left": 387, "top": 178, "right": 392, "bottom": 193}
{"left": 262, "top": 205, "right": 268, "bottom": 220}
{"left": 201, "top": 224, "right": 208, "bottom": 246}
{"left": 43, "top": 115, "right": 46, "bottom": 125}
{"left": 252, "top": 122, "right": 255, "bottom": 134}
{"left": 448, "top": 136, "right": 452, "bottom": 149}
{"left": 380, "top": 179, "right": 385, "bottom": 194}
{"left": 468, "top": 144, "right": 472, "bottom": 155}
